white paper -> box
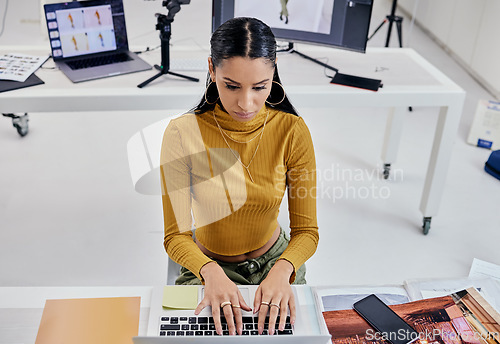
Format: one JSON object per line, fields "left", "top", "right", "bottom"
{"left": 406, "top": 278, "right": 478, "bottom": 300}
{"left": 467, "top": 99, "right": 500, "bottom": 150}
{"left": 469, "top": 258, "right": 500, "bottom": 282}
{"left": 0, "top": 53, "right": 49, "bottom": 82}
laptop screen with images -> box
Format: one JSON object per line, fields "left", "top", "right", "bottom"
{"left": 44, "top": 0, "right": 130, "bottom": 60}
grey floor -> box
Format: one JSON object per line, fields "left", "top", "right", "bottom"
{"left": 0, "top": 0, "right": 499, "bottom": 288}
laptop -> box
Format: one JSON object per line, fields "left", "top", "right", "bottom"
{"left": 133, "top": 285, "right": 331, "bottom": 343}
{"left": 43, "top": 0, "right": 151, "bottom": 83}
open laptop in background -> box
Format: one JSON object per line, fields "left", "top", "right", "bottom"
{"left": 133, "top": 285, "right": 331, "bottom": 343}
{"left": 43, "top": 0, "right": 151, "bottom": 83}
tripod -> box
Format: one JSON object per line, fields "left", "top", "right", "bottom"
{"left": 368, "top": 0, "right": 403, "bottom": 47}
{"left": 138, "top": 13, "right": 198, "bottom": 88}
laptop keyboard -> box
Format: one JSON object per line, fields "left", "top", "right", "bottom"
{"left": 66, "top": 53, "right": 132, "bottom": 70}
{"left": 159, "top": 316, "right": 294, "bottom": 336}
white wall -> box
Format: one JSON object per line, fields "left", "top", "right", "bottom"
{"left": 398, "top": 0, "right": 500, "bottom": 99}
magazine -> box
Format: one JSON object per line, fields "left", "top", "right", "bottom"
{"left": 313, "top": 276, "right": 500, "bottom": 314}
{"left": 319, "top": 287, "right": 500, "bottom": 344}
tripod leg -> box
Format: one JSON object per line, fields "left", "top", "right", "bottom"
{"left": 385, "top": 18, "right": 394, "bottom": 47}
{"left": 396, "top": 19, "right": 403, "bottom": 48}
{"left": 137, "top": 72, "right": 164, "bottom": 88}
{"left": 167, "top": 71, "right": 200, "bottom": 83}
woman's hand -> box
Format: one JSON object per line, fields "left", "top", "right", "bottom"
{"left": 195, "top": 262, "right": 252, "bottom": 336}
{"left": 253, "top": 259, "right": 296, "bottom": 335}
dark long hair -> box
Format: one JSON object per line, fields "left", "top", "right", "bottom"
{"left": 192, "top": 17, "right": 298, "bottom": 116}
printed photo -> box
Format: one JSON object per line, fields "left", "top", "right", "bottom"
{"left": 235, "top": 0, "right": 334, "bottom": 34}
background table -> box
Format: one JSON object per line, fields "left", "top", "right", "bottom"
{"left": 0, "top": 45, "right": 465, "bottom": 233}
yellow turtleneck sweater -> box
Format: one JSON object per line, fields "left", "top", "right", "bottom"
{"left": 160, "top": 104, "right": 318, "bottom": 282}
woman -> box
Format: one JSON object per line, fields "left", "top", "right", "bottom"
{"left": 160, "top": 17, "right": 318, "bottom": 336}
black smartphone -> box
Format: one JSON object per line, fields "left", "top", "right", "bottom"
{"left": 353, "top": 294, "right": 420, "bottom": 344}
{"left": 330, "top": 72, "right": 382, "bottom": 91}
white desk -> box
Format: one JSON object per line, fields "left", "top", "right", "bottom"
{"left": 0, "top": 285, "right": 324, "bottom": 343}
{"left": 0, "top": 286, "right": 153, "bottom": 344}
{"left": 0, "top": 46, "right": 465, "bottom": 233}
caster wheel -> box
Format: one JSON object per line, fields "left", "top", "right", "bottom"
{"left": 15, "top": 125, "right": 29, "bottom": 137}
{"left": 383, "top": 163, "right": 391, "bottom": 180}
{"left": 422, "top": 217, "right": 431, "bottom": 235}
{"left": 3, "top": 113, "right": 29, "bottom": 137}
{"left": 12, "top": 113, "right": 29, "bottom": 137}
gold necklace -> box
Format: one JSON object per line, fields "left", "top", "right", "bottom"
{"left": 216, "top": 123, "right": 264, "bottom": 144}
{"left": 213, "top": 114, "right": 265, "bottom": 144}
{"left": 213, "top": 109, "right": 269, "bottom": 183}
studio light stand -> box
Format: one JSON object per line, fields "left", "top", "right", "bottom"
{"left": 368, "top": 0, "right": 403, "bottom": 47}
{"left": 138, "top": 0, "right": 198, "bottom": 88}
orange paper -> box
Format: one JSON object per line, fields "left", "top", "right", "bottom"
{"left": 35, "top": 297, "right": 140, "bottom": 344}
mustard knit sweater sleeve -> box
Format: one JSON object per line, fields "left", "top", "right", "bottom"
{"left": 161, "top": 106, "right": 318, "bottom": 282}
{"left": 280, "top": 117, "right": 319, "bottom": 282}
{"left": 160, "top": 116, "right": 214, "bottom": 280}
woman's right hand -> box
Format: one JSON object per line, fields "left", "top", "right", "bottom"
{"left": 195, "top": 262, "right": 252, "bottom": 335}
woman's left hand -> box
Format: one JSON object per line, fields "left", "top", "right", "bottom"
{"left": 253, "top": 259, "right": 296, "bottom": 335}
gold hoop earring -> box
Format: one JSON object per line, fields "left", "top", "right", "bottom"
{"left": 265, "top": 81, "right": 286, "bottom": 106}
{"left": 204, "top": 81, "right": 219, "bottom": 105}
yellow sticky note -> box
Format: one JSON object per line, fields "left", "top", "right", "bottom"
{"left": 162, "top": 286, "right": 199, "bottom": 309}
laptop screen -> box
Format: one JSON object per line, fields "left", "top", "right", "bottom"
{"left": 44, "top": 0, "right": 129, "bottom": 60}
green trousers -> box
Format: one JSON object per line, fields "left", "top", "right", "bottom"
{"left": 280, "top": 0, "right": 289, "bottom": 17}
{"left": 175, "top": 229, "right": 306, "bottom": 285}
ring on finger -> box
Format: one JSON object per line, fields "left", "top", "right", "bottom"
{"left": 270, "top": 303, "right": 280, "bottom": 309}
{"left": 261, "top": 301, "right": 270, "bottom": 306}
{"left": 231, "top": 304, "right": 241, "bottom": 308}
{"left": 220, "top": 301, "right": 232, "bottom": 308}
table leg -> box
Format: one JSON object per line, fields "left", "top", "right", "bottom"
{"left": 419, "top": 102, "right": 463, "bottom": 232}
{"left": 381, "top": 107, "right": 406, "bottom": 179}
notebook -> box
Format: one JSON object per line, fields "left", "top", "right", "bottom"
{"left": 134, "top": 285, "right": 331, "bottom": 343}
{"left": 35, "top": 296, "right": 141, "bottom": 344}
{"left": 0, "top": 73, "right": 44, "bottom": 93}
{"left": 43, "top": 0, "right": 151, "bottom": 83}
